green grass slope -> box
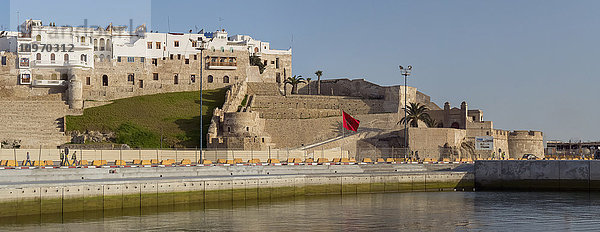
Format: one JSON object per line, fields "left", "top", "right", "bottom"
{"left": 66, "top": 88, "right": 227, "bottom": 148}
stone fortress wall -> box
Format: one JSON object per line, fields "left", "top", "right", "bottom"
{"left": 207, "top": 76, "right": 545, "bottom": 160}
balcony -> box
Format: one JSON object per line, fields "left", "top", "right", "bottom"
{"left": 32, "top": 60, "right": 90, "bottom": 68}
{"left": 32, "top": 80, "right": 67, "bottom": 87}
{"left": 207, "top": 61, "right": 237, "bottom": 70}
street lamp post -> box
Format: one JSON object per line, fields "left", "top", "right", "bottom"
{"left": 399, "top": 65, "right": 412, "bottom": 160}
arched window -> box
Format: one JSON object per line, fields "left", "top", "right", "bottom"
{"left": 102, "top": 75, "right": 109, "bottom": 86}
{"left": 64, "top": 54, "right": 69, "bottom": 62}
{"left": 223, "top": 76, "right": 229, "bottom": 83}
{"left": 106, "top": 39, "right": 111, "bottom": 51}
{"left": 51, "top": 74, "right": 57, "bottom": 80}
{"left": 451, "top": 122, "right": 460, "bottom": 129}
{"left": 50, "top": 53, "right": 55, "bottom": 61}
{"left": 80, "top": 54, "right": 86, "bottom": 62}
{"left": 99, "top": 54, "right": 104, "bottom": 62}
{"left": 174, "top": 74, "right": 179, "bottom": 85}
{"left": 94, "top": 39, "right": 98, "bottom": 51}
{"left": 220, "top": 47, "right": 224, "bottom": 52}
{"left": 36, "top": 53, "right": 41, "bottom": 61}
{"left": 80, "top": 36, "right": 85, "bottom": 43}
{"left": 211, "top": 46, "right": 215, "bottom": 52}
{"left": 254, "top": 47, "right": 259, "bottom": 53}
{"left": 35, "top": 35, "right": 41, "bottom": 41}
{"left": 99, "top": 38, "right": 105, "bottom": 51}
{"left": 207, "top": 75, "right": 213, "bottom": 83}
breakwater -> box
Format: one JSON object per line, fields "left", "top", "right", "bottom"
{"left": 475, "top": 160, "right": 600, "bottom": 190}
{"left": 0, "top": 164, "right": 473, "bottom": 217}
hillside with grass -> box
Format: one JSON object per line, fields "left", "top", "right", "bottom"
{"left": 66, "top": 88, "right": 227, "bottom": 148}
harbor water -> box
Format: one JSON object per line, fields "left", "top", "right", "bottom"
{"left": 2, "top": 191, "right": 600, "bottom": 231}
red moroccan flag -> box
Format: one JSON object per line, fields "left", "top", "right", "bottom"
{"left": 342, "top": 111, "right": 360, "bottom": 132}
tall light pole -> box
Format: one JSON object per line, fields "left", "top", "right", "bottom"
{"left": 199, "top": 40, "right": 206, "bottom": 162}
{"left": 399, "top": 65, "right": 412, "bottom": 159}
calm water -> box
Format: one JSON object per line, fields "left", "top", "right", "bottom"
{"left": 2, "top": 191, "right": 600, "bottom": 231}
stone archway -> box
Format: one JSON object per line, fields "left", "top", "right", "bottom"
{"left": 451, "top": 122, "right": 460, "bottom": 129}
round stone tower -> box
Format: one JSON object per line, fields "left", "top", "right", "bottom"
{"left": 68, "top": 77, "right": 83, "bottom": 109}
{"left": 507, "top": 130, "right": 544, "bottom": 159}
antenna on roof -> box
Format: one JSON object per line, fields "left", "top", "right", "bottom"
{"left": 167, "top": 16, "right": 170, "bottom": 33}
{"left": 218, "top": 17, "right": 224, "bottom": 31}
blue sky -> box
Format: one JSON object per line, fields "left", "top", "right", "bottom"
{"left": 6, "top": 0, "right": 600, "bottom": 142}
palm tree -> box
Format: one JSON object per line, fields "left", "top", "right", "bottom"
{"left": 423, "top": 117, "right": 439, "bottom": 128}
{"left": 315, "top": 70, "right": 323, "bottom": 95}
{"left": 306, "top": 77, "right": 312, "bottom": 94}
{"left": 397, "top": 103, "right": 431, "bottom": 127}
{"left": 284, "top": 75, "right": 306, "bottom": 95}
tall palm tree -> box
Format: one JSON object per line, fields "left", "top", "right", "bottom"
{"left": 306, "top": 77, "right": 312, "bottom": 95}
{"left": 397, "top": 103, "right": 431, "bottom": 127}
{"left": 315, "top": 70, "right": 323, "bottom": 95}
{"left": 284, "top": 75, "right": 306, "bottom": 95}
{"left": 423, "top": 117, "right": 439, "bottom": 128}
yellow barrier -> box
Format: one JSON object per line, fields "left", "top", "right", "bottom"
{"left": 442, "top": 158, "right": 450, "bottom": 162}
{"left": 304, "top": 158, "right": 315, "bottom": 163}
{"left": 375, "top": 158, "right": 385, "bottom": 163}
{"left": 161, "top": 160, "right": 174, "bottom": 165}
{"left": 268, "top": 158, "right": 280, "bottom": 164}
{"left": 0, "top": 160, "right": 6, "bottom": 166}
{"left": 350, "top": 158, "right": 357, "bottom": 163}
{"left": 362, "top": 158, "right": 372, "bottom": 163}
{"left": 133, "top": 160, "right": 141, "bottom": 165}
{"left": 44, "top": 160, "right": 54, "bottom": 166}
{"left": 79, "top": 160, "right": 89, "bottom": 166}
{"left": 141, "top": 160, "right": 152, "bottom": 165}
{"left": 115, "top": 160, "right": 126, "bottom": 165}
{"left": 386, "top": 158, "right": 394, "bottom": 162}
{"left": 332, "top": 158, "right": 341, "bottom": 163}
{"left": 92, "top": 160, "right": 106, "bottom": 166}
{"left": 201, "top": 159, "right": 213, "bottom": 165}
{"left": 150, "top": 159, "right": 159, "bottom": 164}
{"left": 6, "top": 160, "right": 17, "bottom": 167}
{"left": 317, "top": 158, "right": 329, "bottom": 163}
{"left": 233, "top": 158, "right": 243, "bottom": 164}
{"left": 226, "top": 160, "right": 235, "bottom": 165}
{"left": 181, "top": 159, "right": 191, "bottom": 165}
{"left": 340, "top": 158, "right": 350, "bottom": 163}
{"left": 33, "top": 160, "right": 43, "bottom": 166}
{"left": 217, "top": 159, "right": 227, "bottom": 164}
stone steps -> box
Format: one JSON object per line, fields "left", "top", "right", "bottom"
{"left": 0, "top": 100, "right": 68, "bottom": 148}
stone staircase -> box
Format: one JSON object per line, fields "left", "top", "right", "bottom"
{"left": 246, "top": 82, "right": 282, "bottom": 96}
{"left": 0, "top": 100, "right": 69, "bottom": 148}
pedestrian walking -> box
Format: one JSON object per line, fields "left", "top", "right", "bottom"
{"left": 60, "top": 151, "right": 65, "bottom": 166}
{"left": 24, "top": 152, "right": 32, "bottom": 166}
{"left": 72, "top": 151, "right": 77, "bottom": 166}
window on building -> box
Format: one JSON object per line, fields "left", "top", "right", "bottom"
{"left": 117, "top": 56, "right": 121, "bottom": 62}
{"left": 99, "top": 38, "right": 105, "bottom": 51}
{"left": 227, "top": 127, "right": 231, "bottom": 132}
{"left": 170, "top": 54, "right": 173, "bottom": 60}
{"left": 147, "top": 42, "right": 152, "bottom": 49}
{"left": 80, "top": 36, "right": 85, "bottom": 43}
{"left": 139, "top": 80, "right": 144, "bottom": 88}
{"left": 207, "top": 75, "right": 213, "bottom": 83}
{"left": 94, "top": 39, "right": 98, "bottom": 51}
{"left": 230, "top": 48, "right": 234, "bottom": 53}
{"left": 185, "top": 59, "right": 189, "bottom": 64}
{"left": 276, "top": 58, "right": 280, "bottom": 69}
{"left": 177, "top": 54, "right": 181, "bottom": 60}
{"left": 36, "top": 35, "right": 41, "bottom": 41}
{"left": 81, "top": 54, "right": 86, "bottom": 62}
{"left": 174, "top": 74, "right": 179, "bottom": 84}
{"left": 191, "top": 74, "right": 196, "bottom": 83}
{"left": 223, "top": 76, "right": 229, "bottom": 83}
{"left": 140, "top": 57, "right": 145, "bottom": 63}
{"left": 50, "top": 53, "right": 55, "bottom": 62}
{"left": 36, "top": 53, "right": 41, "bottom": 61}
{"left": 192, "top": 41, "right": 197, "bottom": 47}
{"left": 152, "top": 58, "right": 157, "bottom": 66}
{"left": 156, "top": 42, "right": 161, "bottom": 49}
{"left": 276, "top": 72, "right": 281, "bottom": 83}
{"left": 174, "top": 41, "right": 179, "bottom": 47}
{"left": 1, "top": 56, "right": 6, "bottom": 65}
{"left": 102, "top": 75, "right": 109, "bottom": 86}
{"left": 271, "top": 61, "right": 275, "bottom": 64}
{"left": 106, "top": 39, "right": 111, "bottom": 51}
{"left": 220, "top": 47, "right": 224, "bottom": 52}
{"left": 127, "top": 73, "right": 135, "bottom": 84}
{"left": 193, "top": 55, "right": 197, "bottom": 60}
{"left": 153, "top": 73, "right": 159, "bottom": 80}
{"left": 127, "top": 57, "right": 135, "bottom": 62}
{"left": 263, "top": 60, "right": 267, "bottom": 66}
{"left": 229, "top": 58, "right": 234, "bottom": 63}
{"left": 64, "top": 54, "right": 69, "bottom": 62}
{"left": 61, "top": 74, "right": 68, "bottom": 80}
{"left": 51, "top": 74, "right": 57, "bottom": 80}
{"left": 86, "top": 77, "right": 91, "bottom": 85}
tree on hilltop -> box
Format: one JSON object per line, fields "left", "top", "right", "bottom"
{"left": 315, "top": 70, "right": 323, "bottom": 95}
{"left": 398, "top": 103, "right": 431, "bottom": 127}
{"left": 306, "top": 77, "right": 312, "bottom": 94}
{"left": 284, "top": 75, "right": 306, "bottom": 95}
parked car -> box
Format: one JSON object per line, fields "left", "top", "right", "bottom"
{"left": 522, "top": 154, "right": 537, "bottom": 160}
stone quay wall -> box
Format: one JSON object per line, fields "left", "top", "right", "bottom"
{"left": 0, "top": 164, "right": 473, "bottom": 217}
{"left": 475, "top": 160, "right": 600, "bottom": 191}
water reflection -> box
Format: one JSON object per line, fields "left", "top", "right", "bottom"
{"left": 3, "top": 192, "right": 600, "bottom": 231}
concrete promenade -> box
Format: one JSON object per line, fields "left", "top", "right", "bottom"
{"left": 0, "top": 164, "right": 473, "bottom": 217}
{"left": 475, "top": 160, "right": 600, "bottom": 190}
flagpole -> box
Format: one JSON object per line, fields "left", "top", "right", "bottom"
{"left": 341, "top": 109, "right": 344, "bottom": 158}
